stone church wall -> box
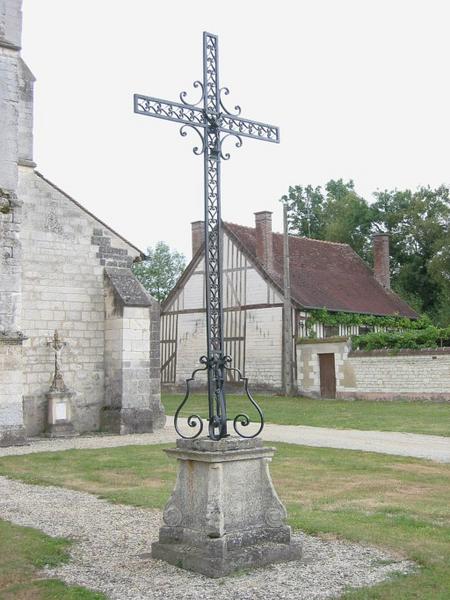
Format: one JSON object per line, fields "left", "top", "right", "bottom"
{"left": 0, "top": 0, "right": 27, "bottom": 445}
{"left": 18, "top": 167, "right": 140, "bottom": 435}
{"left": 0, "top": 0, "right": 165, "bottom": 444}
{"left": 103, "top": 272, "right": 164, "bottom": 433}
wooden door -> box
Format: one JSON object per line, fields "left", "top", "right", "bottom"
{"left": 319, "top": 353, "right": 336, "bottom": 398}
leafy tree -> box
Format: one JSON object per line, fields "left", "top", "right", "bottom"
{"left": 280, "top": 184, "right": 325, "bottom": 238}
{"left": 281, "top": 179, "right": 373, "bottom": 259}
{"left": 132, "top": 241, "right": 186, "bottom": 303}
{"left": 322, "top": 180, "right": 373, "bottom": 260}
{"left": 371, "top": 186, "right": 450, "bottom": 322}
{"left": 281, "top": 181, "right": 450, "bottom": 325}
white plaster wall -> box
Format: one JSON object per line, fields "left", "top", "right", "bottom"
{"left": 182, "top": 270, "right": 204, "bottom": 310}
{"left": 165, "top": 234, "right": 282, "bottom": 388}
{"left": 163, "top": 232, "right": 285, "bottom": 390}
{"left": 245, "top": 267, "right": 281, "bottom": 305}
{"left": 245, "top": 307, "right": 283, "bottom": 388}
{"left": 175, "top": 313, "right": 208, "bottom": 386}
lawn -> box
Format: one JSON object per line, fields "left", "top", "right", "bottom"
{"left": 0, "top": 519, "right": 105, "bottom": 599}
{"left": 0, "top": 443, "right": 449, "bottom": 599}
{"left": 162, "top": 393, "right": 450, "bottom": 437}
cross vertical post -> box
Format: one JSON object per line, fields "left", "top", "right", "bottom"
{"left": 202, "top": 32, "right": 227, "bottom": 439}
{"left": 134, "top": 32, "right": 279, "bottom": 440}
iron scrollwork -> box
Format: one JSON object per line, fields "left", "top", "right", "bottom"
{"left": 134, "top": 32, "right": 279, "bottom": 440}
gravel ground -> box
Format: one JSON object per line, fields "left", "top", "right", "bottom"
{"left": 0, "top": 418, "right": 448, "bottom": 462}
{"left": 0, "top": 476, "right": 415, "bottom": 600}
{"left": 0, "top": 428, "right": 177, "bottom": 457}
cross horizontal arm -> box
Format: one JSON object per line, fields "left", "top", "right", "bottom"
{"left": 134, "top": 94, "right": 206, "bottom": 127}
{"left": 219, "top": 114, "right": 280, "bottom": 144}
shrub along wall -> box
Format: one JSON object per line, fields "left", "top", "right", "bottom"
{"left": 351, "top": 326, "right": 450, "bottom": 352}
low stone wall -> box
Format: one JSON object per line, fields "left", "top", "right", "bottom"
{"left": 297, "top": 339, "right": 450, "bottom": 401}
{"left": 342, "top": 348, "right": 450, "bottom": 401}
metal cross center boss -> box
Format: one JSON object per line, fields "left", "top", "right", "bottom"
{"left": 134, "top": 32, "right": 279, "bottom": 441}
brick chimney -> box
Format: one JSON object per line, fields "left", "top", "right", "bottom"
{"left": 373, "top": 233, "right": 390, "bottom": 289}
{"left": 191, "top": 221, "right": 205, "bottom": 257}
{"left": 254, "top": 211, "right": 274, "bottom": 272}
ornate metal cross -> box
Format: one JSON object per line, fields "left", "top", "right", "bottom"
{"left": 134, "top": 32, "right": 279, "bottom": 440}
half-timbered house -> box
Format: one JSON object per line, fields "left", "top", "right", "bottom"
{"left": 161, "top": 211, "right": 417, "bottom": 394}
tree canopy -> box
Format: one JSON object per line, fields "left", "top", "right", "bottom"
{"left": 281, "top": 180, "right": 450, "bottom": 325}
{"left": 132, "top": 241, "right": 186, "bottom": 303}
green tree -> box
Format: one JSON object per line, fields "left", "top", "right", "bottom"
{"left": 132, "top": 241, "right": 186, "bottom": 303}
{"left": 372, "top": 186, "right": 450, "bottom": 321}
{"left": 322, "top": 180, "right": 373, "bottom": 260}
{"left": 280, "top": 184, "right": 325, "bottom": 238}
{"left": 280, "top": 181, "right": 450, "bottom": 325}
{"left": 281, "top": 179, "right": 373, "bottom": 259}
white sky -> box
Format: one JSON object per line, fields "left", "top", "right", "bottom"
{"left": 22, "top": 0, "right": 450, "bottom": 259}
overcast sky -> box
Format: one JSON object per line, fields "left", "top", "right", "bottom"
{"left": 22, "top": 0, "right": 450, "bottom": 259}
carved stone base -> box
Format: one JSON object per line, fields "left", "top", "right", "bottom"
{"left": 46, "top": 422, "right": 78, "bottom": 438}
{"left": 152, "top": 437, "right": 302, "bottom": 577}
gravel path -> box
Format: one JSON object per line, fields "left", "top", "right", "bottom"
{"left": 0, "top": 476, "right": 414, "bottom": 599}
{"left": 262, "top": 422, "right": 450, "bottom": 463}
{"left": 0, "top": 418, "right": 449, "bottom": 462}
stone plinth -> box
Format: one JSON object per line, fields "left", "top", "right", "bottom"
{"left": 46, "top": 390, "right": 77, "bottom": 438}
{"left": 152, "top": 436, "right": 302, "bottom": 577}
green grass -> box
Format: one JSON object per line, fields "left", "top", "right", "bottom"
{"left": 0, "top": 443, "right": 449, "bottom": 598}
{"left": 0, "top": 519, "right": 106, "bottom": 599}
{"left": 162, "top": 393, "right": 450, "bottom": 436}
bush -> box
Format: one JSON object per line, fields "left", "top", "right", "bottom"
{"left": 351, "top": 326, "right": 450, "bottom": 351}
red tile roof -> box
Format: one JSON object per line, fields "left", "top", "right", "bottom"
{"left": 225, "top": 222, "right": 418, "bottom": 318}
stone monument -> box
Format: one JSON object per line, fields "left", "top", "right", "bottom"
{"left": 45, "top": 330, "right": 77, "bottom": 438}
{"left": 152, "top": 437, "right": 302, "bottom": 577}
{"left": 134, "top": 31, "right": 301, "bottom": 576}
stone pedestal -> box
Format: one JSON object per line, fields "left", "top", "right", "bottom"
{"left": 46, "top": 390, "right": 78, "bottom": 438}
{"left": 152, "top": 437, "right": 302, "bottom": 577}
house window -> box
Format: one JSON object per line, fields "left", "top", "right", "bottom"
{"left": 323, "top": 325, "right": 339, "bottom": 338}
{"left": 358, "top": 325, "right": 373, "bottom": 335}
{"left": 298, "top": 319, "right": 307, "bottom": 338}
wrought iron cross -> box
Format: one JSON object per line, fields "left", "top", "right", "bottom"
{"left": 134, "top": 32, "right": 279, "bottom": 440}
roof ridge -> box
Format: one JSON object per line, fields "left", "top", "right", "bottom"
{"left": 277, "top": 232, "right": 349, "bottom": 247}
{"left": 225, "top": 221, "right": 349, "bottom": 247}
